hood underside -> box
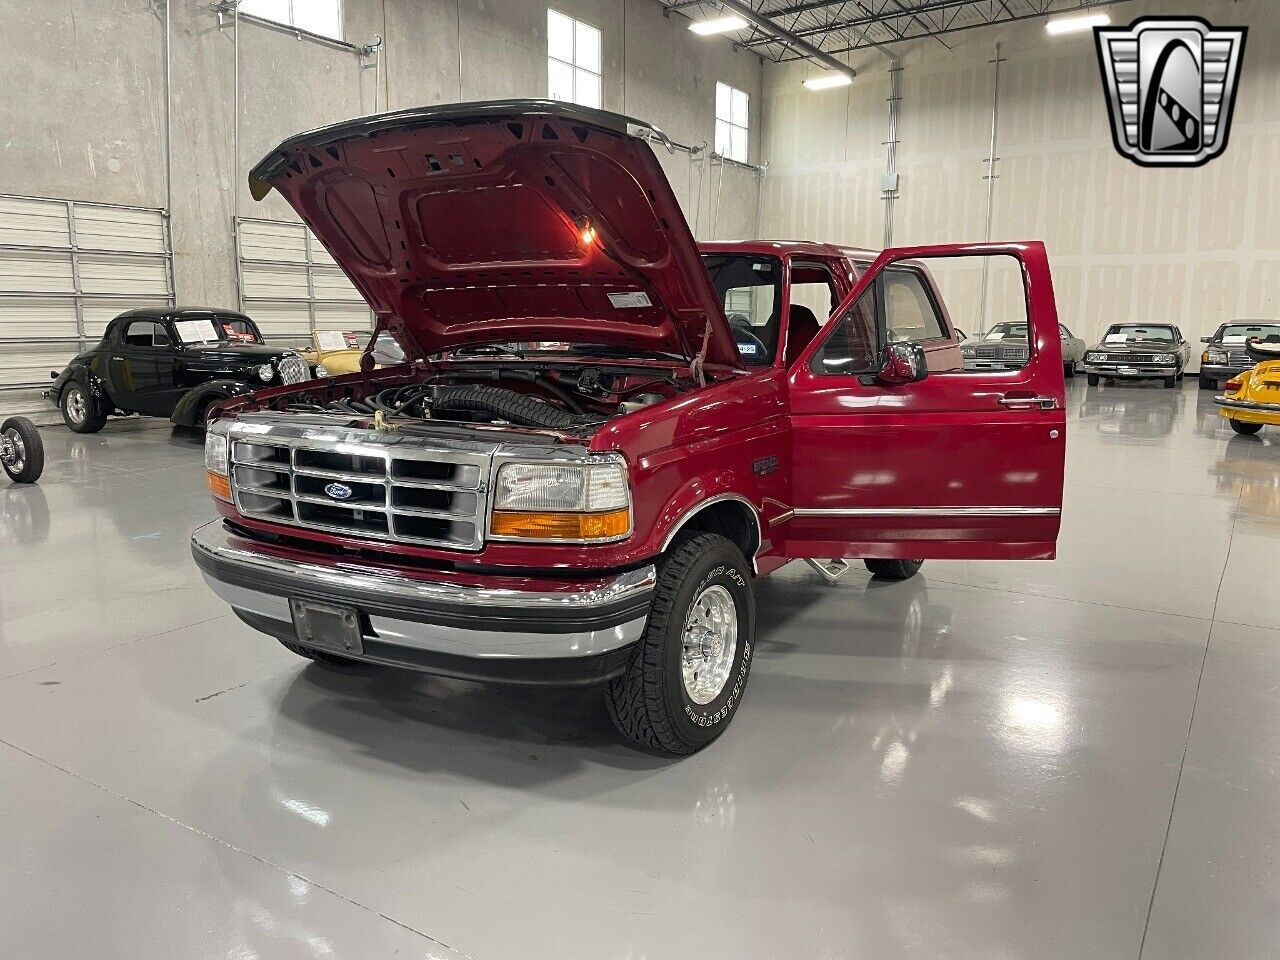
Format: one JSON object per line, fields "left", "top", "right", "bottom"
{"left": 249, "top": 100, "right": 741, "bottom": 369}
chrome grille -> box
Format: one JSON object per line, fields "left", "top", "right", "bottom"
{"left": 230, "top": 434, "right": 488, "bottom": 550}
{"left": 1226, "top": 350, "right": 1254, "bottom": 367}
{"left": 278, "top": 354, "right": 310, "bottom": 385}
{"left": 1000, "top": 344, "right": 1028, "bottom": 361}
{"left": 972, "top": 342, "right": 1027, "bottom": 361}
{"left": 1098, "top": 352, "right": 1163, "bottom": 363}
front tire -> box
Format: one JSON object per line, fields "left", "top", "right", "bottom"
{"left": 1064, "top": 361, "right": 1076, "bottom": 379}
{"left": 1229, "top": 420, "right": 1263, "bottom": 436}
{"left": 60, "top": 383, "right": 107, "bottom": 433}
{"left": 865, "top": 558, "right": 923, "bottom": 580}
{"left": 1087, "top": 373, "right": 1100, "bottom": 387}
{"left": 1, "top": 417, "right": 44, "bottom": 483}
{"left": 1199, "top": 375, "right": 1218, "bottom": 390}
{"left": 606, "top": 533, "right": 755, "bottom": 755}
{"left": 1163, "top": 376, "right": 1177, "bottom": 388}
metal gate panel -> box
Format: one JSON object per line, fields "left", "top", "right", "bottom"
{"left": 73, "top": 205, "right": 167, "bottom": 254}
{"left": 0, "top": 194, "right": 173, "bottom": 418}
{"left": 0, "top": 197, "right": 70, "bottom": 247}
{"left": 236, "top": 217, "right": 372, "bottom": 346}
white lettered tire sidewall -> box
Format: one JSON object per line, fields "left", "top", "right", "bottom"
{"left": 662, "top": 545, "right": 755, "bottom": 748}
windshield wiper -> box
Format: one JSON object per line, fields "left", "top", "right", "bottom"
{"left": 446, "top": 345, "right": 527, "bottom": 359}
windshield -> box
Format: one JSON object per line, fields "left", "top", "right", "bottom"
{"left": 1104, "top": 325, "right": 1175, "bottom": 344}
{"left": 983, "top": 322, "right": 1029, "bottom": 340}
{"left": 315, "top": 330, "right": 368, "bottom": 351}
{"left": 172, "top": 315, "right": 262, "bottom": 345}
{"left": 1218, "top": 323, "right": 1280, "bottom": 344}
{"left": 173, "top": 318, "right": 222, "bottom": 344}
{"left": 700, "top": 253, "right": 783, "bottom": 365}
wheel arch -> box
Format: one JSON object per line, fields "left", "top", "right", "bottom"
{"left": 659, "top": 493, "right": 763, "bottom": 572}
{"left": 171, "top": 380, "right": 256, "bottom": 427}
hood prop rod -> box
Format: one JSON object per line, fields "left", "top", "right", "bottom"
{"left": 689, "top": 319, "right": 712, "bottom": 388}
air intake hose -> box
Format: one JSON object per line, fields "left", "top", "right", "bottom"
{"left": 432, "top": 385, "right": 600, "bottom": 430}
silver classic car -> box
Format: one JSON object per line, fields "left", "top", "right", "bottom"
{"left": 961, "top": 321, "right": 1086, "bottom": 376}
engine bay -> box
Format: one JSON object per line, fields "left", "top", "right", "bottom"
{"left": 254, "top": 361, "right": 693, "bottom": 436}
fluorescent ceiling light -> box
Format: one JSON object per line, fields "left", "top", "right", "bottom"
{"left": 803, "top": 72, "right": 853, "bottom": 91}
{"left": 1045, "top": 12, "right": 1111, "bottom": 35}
{"left": 689, "top": 15, "right": 749, "bottom": 36}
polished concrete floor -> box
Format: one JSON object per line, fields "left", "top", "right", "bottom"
{"left": 1, "top": 381, "right": 1277, "bottom": 959}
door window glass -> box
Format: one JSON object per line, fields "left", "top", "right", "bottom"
{"left": 929, "top": 254, "right": 1032, "bottom": 373}
{"left": 884, "top": 268, "right": 945, "bottom": 343}
{"left": 123, "top": 320, "right": 164, "bottom": 347}
{"left": 811, "top": 283, "right": 879, "bottom": 374}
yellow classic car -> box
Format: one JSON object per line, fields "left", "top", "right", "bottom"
{"left": 1216, "top": 338, "right": 1280, "bottom": 435}
{"left": 301, "top": 330, "right": 368, "bottom": 378}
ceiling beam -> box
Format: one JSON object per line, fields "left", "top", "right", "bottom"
{"left": 770, "top": 0, "right": 1138, "bottom": 57}
{"left": 710, "top": 0, "right": 859, "bottom": 77}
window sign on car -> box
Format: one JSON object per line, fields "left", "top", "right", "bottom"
{"left": 316, "top": 330, "right": 349, "bottom": 351}
{"left": 175, "top": 319, "right": 219, "bottom": 344}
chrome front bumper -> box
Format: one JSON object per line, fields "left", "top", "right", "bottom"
{"left": 191, "top": 520, "right": 654, "bottom": 684}
{"left": 1081, "top": 362, "right": 1178, "bottom": 378}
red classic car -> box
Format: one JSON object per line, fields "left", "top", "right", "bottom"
{"left": 192, "top": 100, "right": 1066, "bottom": 754}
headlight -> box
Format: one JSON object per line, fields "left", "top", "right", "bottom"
{"left": 316, "top": 363, "right": 330, "bottom": 379}
{"left": 960, "top": 345, "right": 974, "bottom": 356}
{"left": 1085, "top": 352, "right": 1103, "bottom": 362}
{"left": 1154, "top": 354, "right": 1174, "bottom": 363}
{"left": 256, "top": 363, "right": 274, "bottom": 382}
{"left": 204, "top": 427, "right": 231, "bottom": 500}
{"left": 490, "top": 457, "right": 630, "bottom": 542}
{"left": 1205, "top": 349, "right": 1227, "bottom": 364}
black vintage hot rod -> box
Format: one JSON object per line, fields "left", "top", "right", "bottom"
{"left": 45, "top": 308, "right": 311, "bottom": 432}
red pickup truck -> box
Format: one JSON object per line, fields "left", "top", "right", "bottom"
{"left": 193, "top": 101, "right": 1066, "bottom": 754}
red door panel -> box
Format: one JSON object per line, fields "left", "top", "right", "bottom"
{"left": 783, "top": 242, "right": 1066, "bottom": 561}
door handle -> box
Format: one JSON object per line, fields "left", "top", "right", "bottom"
{"left": 999, "top": 394, "right": 1058, "bottom": 410}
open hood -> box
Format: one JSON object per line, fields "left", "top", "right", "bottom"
{"left": 249, "top": 100, "right": 742, "bottom": 369}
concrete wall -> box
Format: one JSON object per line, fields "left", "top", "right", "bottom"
{"left": 1, "top": 0, "right": 763, "bottom": 309}
{"left": 758, "top": 0, "right": 1279, "bottom": 365}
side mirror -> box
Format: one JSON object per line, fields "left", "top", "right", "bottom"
{"left": 877, "top": 342, "right": 928, "bottom": 386}
{"left": 1200, "top": 336, "right": 1211, "bottom": 343}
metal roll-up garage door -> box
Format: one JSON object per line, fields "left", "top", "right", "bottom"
{"left": 236, "top": 218, "right": 373, "bottom": 348}
{"left": 0, "top": 195, "right": 173, "bottom": 419}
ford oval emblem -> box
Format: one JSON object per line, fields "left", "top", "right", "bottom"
{"left": 324, "top": 482, "right": 353, "bottom": 501}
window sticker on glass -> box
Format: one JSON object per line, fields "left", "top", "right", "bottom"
{"left": 175, "top": 319, "right": 218, "bottom": 344}
{"left": 316, "top": 330, "right": 348, "bottom": 351}
{"left": 608, "top": 291, "right": 652, "bottom": 309}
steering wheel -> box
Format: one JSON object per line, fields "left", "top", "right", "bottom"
{"left": 728, "top": 316, "right": 768, "bottom": 363}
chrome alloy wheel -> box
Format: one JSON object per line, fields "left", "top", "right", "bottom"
{"left": 65, "top": 386, "right": 87, "bottom": 424}
{"left": 1, "top": 428, "right": 24, "bottom": 474}
{"left": 681, "top": 584, "right": 739, "bottom": 705}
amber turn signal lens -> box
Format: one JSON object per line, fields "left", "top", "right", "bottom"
{"left": 207, "top": 471, "right": 232, "bottom": 501}
{"left": 490, "top": 508, "right": 630, "bottom": 541}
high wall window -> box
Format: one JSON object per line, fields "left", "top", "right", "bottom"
{"left": 547, "top": 9, "right": 602, "bottom": 109}
{"left": 715, "top": 82, "right": 749, "bottom": 163}
{"left": 238, "top": 0, "right": 343, "bottom": 42}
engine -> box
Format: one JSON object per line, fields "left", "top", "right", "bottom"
{"left": 264, "top": 364, "right": 683, "bottom": 435}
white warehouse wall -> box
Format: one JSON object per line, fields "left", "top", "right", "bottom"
{"left": 0, "top": 0, "right": 764, "bottom": 308}
{"left": 758, "top": 0, "right": 1280, "bottom": 365}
